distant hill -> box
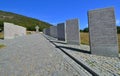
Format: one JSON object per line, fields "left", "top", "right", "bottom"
{"left": 0, "top": 10, "right": 52, "bottom": 31}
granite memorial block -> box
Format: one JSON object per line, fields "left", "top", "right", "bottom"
{"left": 50, "top": 26, "right": 57, "bottom": 38}
{"left": 57, "top": 23, "right": 65, "bottom": 41}
{"left": 88, "top": 7, "right": 118, "bottom": 57}
{"left": 65, "top": 19, "right": 80, "bottom": 45}
{"left": 15, "top": 25, "right": 26, "bottom": 36}
{"left": 43, "top": 29, "right": 46, "bottom": 34}
{"left": 4, "top": 22, "right": 26, "bottom": 39}
{"left": 46, "top": 28, "right": 50, "bottom": 36}
{"left": 4, "top": 22, "right": 15, "bottom": 39}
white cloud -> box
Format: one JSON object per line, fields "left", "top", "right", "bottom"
{"left": 116, "top": 19, "right": 120, "bottom": 25}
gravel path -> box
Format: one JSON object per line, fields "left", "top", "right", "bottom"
{"left": 0, "top": 33, "right": 89, "bottom": 76}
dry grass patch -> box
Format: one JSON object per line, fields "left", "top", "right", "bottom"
{"left": 0, "top": 44, "right": 5, "bottom": 48}
{"left": 80, "top": 32, "right": 120, "bottom": 53}
{"left": 0, "top": 32, "right": 4, "bottom": 39}
{"left": 27, "top": 31, "right": 32, "bottom": 35}
{"left": 117, "top": 34, "right": 120, "bottom": 53}
{"left": 80, "top": 32, "right": 89, "bottom": 45}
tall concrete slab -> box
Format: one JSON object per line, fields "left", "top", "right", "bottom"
{"left": 4, "top": 22, "right": 26, "bottom": 39}
{"left": 88, "top": 7, "right": 118, "bottom": 57}
{"left": 57, "top": 23, "right": 65, "bottom": 41}
{"left": 65, "top": 19, "right": 80, "bottom": 45}
{"left": 50, "top": 26, "right": 57, "bottom": 38}
{"left": 43, "top": 29, "right": 46, "bottom": 34}
{"left": 15, "top": 24, "right": 26, "bottom": 36}
{"left": 4, "top": 22, "right": 15, "bottom": 39}
{"left": 46, "top": 28, "right": 50, "bottom": 36}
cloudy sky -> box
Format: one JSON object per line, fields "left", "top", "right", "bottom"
{"left": 0, "top": 0, "right": 120, "bottom": 29}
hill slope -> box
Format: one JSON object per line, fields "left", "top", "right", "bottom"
{"left": 0, "top": 10, "right": 52, "bottom": 31}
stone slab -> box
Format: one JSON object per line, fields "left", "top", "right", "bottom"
{"left": 65, "top": 19, "right": 80, "bottom": 45}
{"left": 57, "top": 23, "right": 65, "bottom": 41}
{"left": 88, "top": 7, "right": 118, "bottom": 57}
{"left": 50, "top": 26, "right": 57, "bottom": 38}
{"left": 43, "top": 29, "right": 46, "bottom": 34}
{"left": 4, "top": 22, "right": 26, "bottom": 39}
{"left": 46, "top": 28, "right": 50, "bottom": 36}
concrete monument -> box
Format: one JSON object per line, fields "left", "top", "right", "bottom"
{"left": 57, "top": 23, "right": 65, "bottom": 41}
{"left": 88, "top": 7, "right": 118, "bottom": 57}
{"left": 65, "top": 19, "right": 80, "bottom": 45}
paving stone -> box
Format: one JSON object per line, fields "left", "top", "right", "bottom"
{"left": 47, "top": 36, "right": 120, "bottom": 76}
{"left": 0, "top": 33, "right": 86, "bottom": 76}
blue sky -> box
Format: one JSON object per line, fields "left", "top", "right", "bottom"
{"left": 0, "top": 0, "right": 120, "bottom": 29}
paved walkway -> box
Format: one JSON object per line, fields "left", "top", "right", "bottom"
{"left": 0, "top": 33, "right": 89, "bottom": 76}
{"left": 49, "top": 36, "right": 120, "bottom": 76}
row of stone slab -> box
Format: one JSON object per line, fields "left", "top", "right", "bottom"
{"left": 43, "top": 7, "right": 119, "bottom": 57}
{"left": 43, "top": 18, "right": 80, "bottom": 45}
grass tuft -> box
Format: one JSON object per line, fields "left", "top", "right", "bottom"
{"left": 0, "top": 44, "right": 5, "bottom": 48}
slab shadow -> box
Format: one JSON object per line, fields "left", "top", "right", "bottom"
{"left": 50, "top": 40, "right": 67, "bottom": 44}
{"left": 0, "top": 38, "right": 4, "bottom": 40}
{"left": 56, "top": 45, "right": 91, "bottom": 54}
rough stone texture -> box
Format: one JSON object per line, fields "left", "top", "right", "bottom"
{"left": 65, "top": 19, "right": 80, "bottom": 45}
{"left": 43, "top": 28, "right": 46, "bottom": 34}
{"left": 44, "top": 28, "right": 50, "bottom": 36}
{"left": 57, "top": 23, "right": 65, "bottom": 41}
{"left": 45, "top": 35, "right": 120, "bottom": 76}
{"left": 4, "top": 22, "right": 26, "bottom": 39}
{"left": 50, "top": 26, "right": 57, "bottom": 38}
{"left": 43, "top": 28, "right": 47, "bottom": 34}
{"left": 0, "top": 33, "right": 85, "bottom": 76}
{"left": 15, "top": 24, "right": 26, "bottom": 36}
{"left": 88, "top": 7, "right": 118, "bottom": 57}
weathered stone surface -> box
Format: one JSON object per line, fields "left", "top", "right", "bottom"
{"left": 15, "top": 24, "right": 26, "bottom": 36}
{"left": 43, "top": 28, "right": 46, "bottom": 34}
{"left": 50, "top": 26, "right": 57, "bottom": 38}
{"left": 48, "top": 36, "right": 120, "bottom": 76}
{"left": 0, "top": 33, "right": 84, "bottom": 76}
{"left": 65, "top": 19, "right": 80, "bottom": 45}
{"left": 45, "top": 28, "right": 50, "bottom": 36}
{"left": 57, "top": 23, "right": 65, "bottom": 41}
{"left": 4, "top": 22, "right": 26, "bottom": 39}
{"left": 88, "top": 7, "right": 118, "bottom": 57}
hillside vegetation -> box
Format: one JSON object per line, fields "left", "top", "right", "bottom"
{"left": 0, "top": 10, "right": 52, "bottom": 31}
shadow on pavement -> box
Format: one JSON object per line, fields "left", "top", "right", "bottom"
{"left": 56, "top": 45, "right": 91, "bottom": 54}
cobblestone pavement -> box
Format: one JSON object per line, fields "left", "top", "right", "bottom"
{"left": 0, "top": 33, "right": 91, "bottom": 76}
{"left": 52, "top": 39, "right": 120, "bottom": 76}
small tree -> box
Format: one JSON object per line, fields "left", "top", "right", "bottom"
{"left": 83, "top": 27, "right": 89, "bottom": 32}
{"left": 117, "top": 26, "right": 120, "bottom": 34}
{"left": 0, "top": 21, "right": 3, "bottom": 32}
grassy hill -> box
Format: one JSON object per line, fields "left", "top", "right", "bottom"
{"left": 0, "top": 10, "right": 52, "bottom": 31}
